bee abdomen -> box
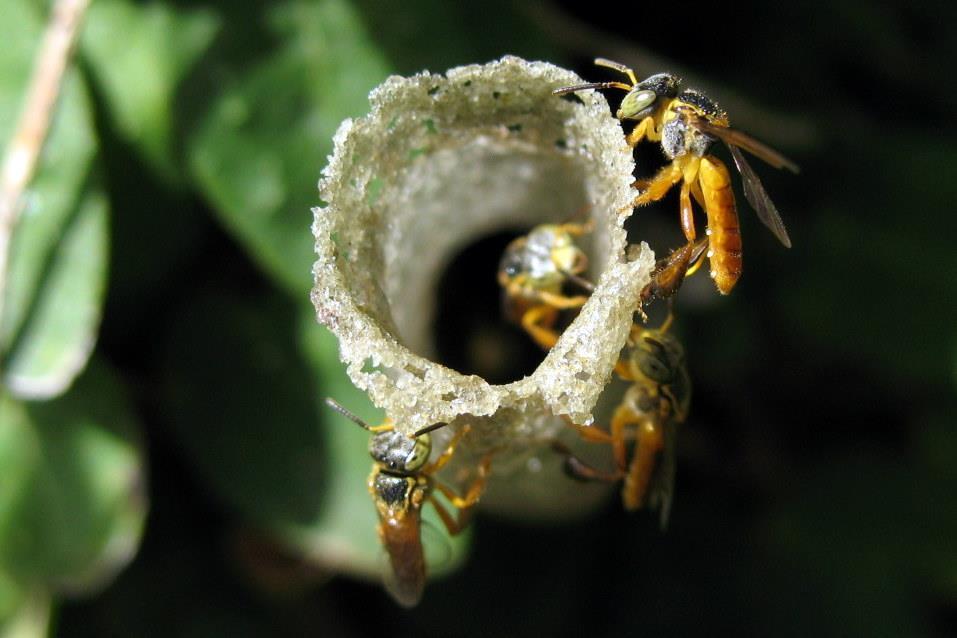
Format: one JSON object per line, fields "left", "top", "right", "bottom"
{"left": 699, "top": 156, "right": 742, "bottom": 294}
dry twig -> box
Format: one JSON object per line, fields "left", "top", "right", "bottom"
{"left": 0, "top": 0, "right": 91, "bottom": 367}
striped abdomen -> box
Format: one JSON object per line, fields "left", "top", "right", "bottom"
{"left": 699, "top": 155, "right": 742, "bottom": 294}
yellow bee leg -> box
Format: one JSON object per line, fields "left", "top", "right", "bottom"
{"left": 631, "top": 162, "right": 683, "bottom": 211}
{"left": 569, "top": 422, "right": 615, "bottom": 444}
{"left": 625, "top": 116, "right": 656, "bottom": 147}
{"left": 685, "top": 248, "right": 706, "bottom": 277}
{"left": 533, "top": 290, "right": 588, "bottom": 310}
{"left": 658, "top": 310, "right": 675, "bottom": 334}
{"left": 428, "top": 497, "right": 468, "bottom": 535}
{"left": 610, "top": 405, "right": 642, "bottom": 472}
{"left": 430, "top": 454, "right": 494, "bottom": 533}
{"left": 558, "top": 220, "right": 595, "bottom": 236}
{"left": 691, "top": 180, "right": 706, "bottom": 208}
{"left": 435, "top": 454, "right": 493, "bottom": 509}
{"left": 550, "top": 440, "right": 623, "bottom": 482}
{"left": 679, "top": 179, "right": 697, "bottom": 242}
{"left": 614, "top": 359, "right": 634, "bottom": 380}
{"left": 520, "top": 304, "right": 562, "bottom": 350}
{"left": 422, "top": 425, "right": 471, "bottom": 474}
{"left": 621, "top": 418, "right": 664, "bottom": 511}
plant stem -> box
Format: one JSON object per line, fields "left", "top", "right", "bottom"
{"left": 0, "top": 0, "right": 90, "bottom": 368}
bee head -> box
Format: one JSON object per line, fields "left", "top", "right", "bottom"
{"left": 370, "top": 430, "right": 432, "bottom": 473}
{"left": 617, "top": 73, "right": 680, "bottom": 120}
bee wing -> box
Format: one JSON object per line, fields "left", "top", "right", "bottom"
{"left": 727, "top": 145, "right": 792, "bottom": 248}
{"left": 693, "top": 117, "right": 800, "bottom": 174}
{"left": 647, "top": 418, "right": 678, "bottom": 531}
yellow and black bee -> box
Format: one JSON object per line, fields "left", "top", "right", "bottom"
{"left": 497, "top": 222, "right": 592, "bottom": 350}
{"left": 555, "top": 58, "right": 798, "bottom": 294}
{"left": 553, "top": 322, "right": 690, "bottom": 528}
{"left": 325, "top": 399, "right": 491, "bottom": 607}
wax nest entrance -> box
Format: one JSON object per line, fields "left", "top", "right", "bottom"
{"left": 311, "top": 56, "right": 653, "bottom": 460}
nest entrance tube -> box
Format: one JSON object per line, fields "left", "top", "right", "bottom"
{"left": 312, "top": 56, "right": 655, "bottom": 450}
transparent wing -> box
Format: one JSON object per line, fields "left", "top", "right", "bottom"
{"left": 647, "top": 418, "right": 678, "bottom": 530}
{"left": 728, "top": 145, "right": 793, "bottom": 248}
{"left": 420, "top": 518, "right": 453, "bottom": 570}
{"left": 692, "top": 116, "right": 800, "bottom": 173}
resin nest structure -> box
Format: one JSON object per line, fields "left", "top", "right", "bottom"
{"left": 311, "top": 56, "right": 654, "bottom": 478}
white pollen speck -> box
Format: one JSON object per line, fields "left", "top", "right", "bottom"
{"left": 706, "top": 250, "right": 714, "bottom": 258}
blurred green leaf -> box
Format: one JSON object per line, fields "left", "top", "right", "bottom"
{"left": 161, "top": 291, "right": 325, "bottom": 526}
{"left": 0, "top": 586, "right": 49, "bottom": 638}
{"left": 0, "top": 359, "right": 147, "bottom": 597}
{"left": 3, "top": 180, "right": 108, "bottom": 399}
{"left": 351, "top": 0, "right": 558, "bottom": 75}
{"left": 81, "top": 0, "right": 219, "bottom": 183}
{"left": 188, "top": 0, "right": 390, "bottom": 296}
{"left": 0, "top": 0, "right": 103, "bottom": 399}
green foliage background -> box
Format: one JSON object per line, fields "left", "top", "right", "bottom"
{"left": 1, "top": 0, "right": 955, "bottom": 636}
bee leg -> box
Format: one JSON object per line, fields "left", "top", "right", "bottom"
{"left": 679, "top": 180, "right": 697, "bottom": 242}
{"left": 430, "top": 455, "right": 494, "bottom": 534}
{"left": 610, "top": 404, "right": 638, "bottom": 473}
{"left": 550, "top": 440, "right": 622, "bottom": 483}
{"left": 428, "top": 498, "right": 467, "bottom": 535}
{"left": 621, "top": 416, "right": 664, "bottom": 511}
{"left": 614, "top": 358, "right": 634, "bottom": 379}
{"left": 567, "top": 421, "right": 615, "bottom": 444}
{"left": 557, "top": 220, "right": 594, "bottom": 236}
{"left": 520, "top": 305, "right": 562, "bottom": 350}
{"left": 658, "top": 308, "right": 676, "bottom": 334}
{"left": 420, "top": 425, "right": 473, "bottom": 476}
{"left": 629, "top": 162, "right": 683, "bottom": 213}
{"left": 625, "top": 116, "right": 660, "bottom": 147}
{"left": 533, "top": 290, "right": 589, "bottom": 310}
{"left": 684, "top": 246, "right": 706, "bottom": 277}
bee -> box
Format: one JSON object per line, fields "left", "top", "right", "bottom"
{"left": 324, "top": 399, "right": 492, "bottom": 607}
{"left": 554, "top": 58, "right": 798, "bottom": 294}
{"left": 497, "top": 222, "right": 593, "bottom": 350}
{"left": 552, "top": 322, "right": 690, "bottom": 528}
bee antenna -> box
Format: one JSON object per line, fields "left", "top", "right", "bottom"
{"left": 324, "top": 397, "right": 372, "bottom": 431}
{"left": 559, "top": 269, "right": 595, "bottom": 293}
{"left": 413, "top": 422, "right": 449, "bottom": 437}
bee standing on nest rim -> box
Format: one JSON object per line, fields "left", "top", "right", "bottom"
{"left": 554, "top": 58, "right": 798, "bottom": 294}
{"left": 497, "top": 222, "right": 594, "bottom": 350}
{"left": 325, "top": 399, "right": 493, "bottom": 607}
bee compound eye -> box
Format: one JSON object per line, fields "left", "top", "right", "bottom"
{"left": 405, "top": 435, "right": 432, "bottom": 471}
{"left": 618, "top": 89, "right": 657, "bottom": 119}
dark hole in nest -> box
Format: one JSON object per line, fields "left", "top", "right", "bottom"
{"left": 432, "top": 229, "right": 546, "bottom": 384}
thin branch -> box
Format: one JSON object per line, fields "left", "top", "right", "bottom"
{"left": 0, "top": 0, "right": 91, "bottom": 363}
